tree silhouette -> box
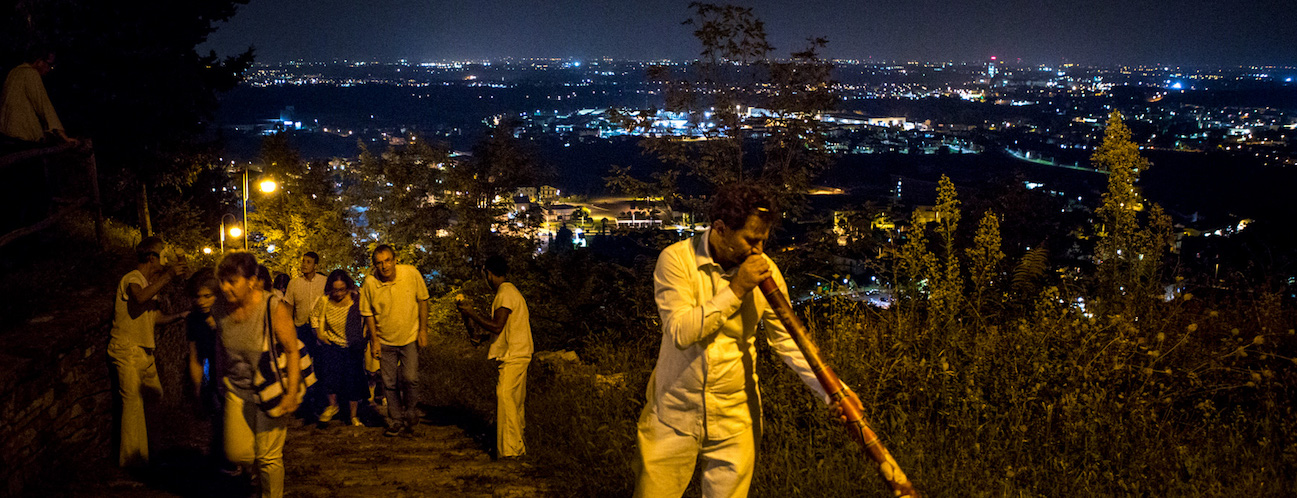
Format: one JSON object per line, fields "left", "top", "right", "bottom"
{"left": 610, "top": 2, "right": 837, "bottom": 221}
{"left": 248, "top": 134, "right": 357, "bottom": 274}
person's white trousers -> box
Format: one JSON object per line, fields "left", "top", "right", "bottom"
{"left": 633, "top": 403, "right": 758, "bottom": 498}
{"left": 496, "top": 359, "right": 529, "bottom": 457}
{"left": 225, "top": 379, "right": 288, "bottom": 498}
{"left": 109, "top": 344, "right": 162, "bottom": 468}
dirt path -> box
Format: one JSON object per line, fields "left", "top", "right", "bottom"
{"left": 42, "top": 404, "right": 553, "bottom": 497}
{"left": 283, "top": 411, "right": 549, "bottom": 497}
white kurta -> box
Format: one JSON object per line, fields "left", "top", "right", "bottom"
{"left": 635, "top": 229, "right": 838, "bottom": 498}
{"left": 490, "top": 282, "right": 532, "bottom": 458}
{"left": 646, "top": 229, "right": 829, "bottom": 441}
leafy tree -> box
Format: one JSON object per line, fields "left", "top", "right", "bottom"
{"left": 343, "top": 138, "right": 454, "bottom": 274}
{"left": 247, "top": 135, "right": 357, "bottom": 275}
{"left": 342, "top": 125, "right": 543, "bottom": 290}
{"left": 445, "top": 123, "right": 545, "bottom": 260}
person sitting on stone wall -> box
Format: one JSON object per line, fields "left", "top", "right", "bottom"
{"left": 0, "top": 47, "right": 77, "bottom": 148}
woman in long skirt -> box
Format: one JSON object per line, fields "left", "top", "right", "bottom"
{"left": 310, "top": 269, "right": 370, "bottom": 426}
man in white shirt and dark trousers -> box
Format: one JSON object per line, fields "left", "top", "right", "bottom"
{"left": 283, "top": 251, "right": 327, "bottom": 414}
{"left": 457, "top": 255, "right": 533, "bottom": 459}
{"left": 360, "top": 244, "right": 428, "bottom": 437}
{"left": 109, "top": 236, "right": 188, "bottom": 469}
{"left": 283, "top": 252, "right": 327, "bottom": 340}
{"left": 633, "top": 184, "right": 862, "bottom": 498}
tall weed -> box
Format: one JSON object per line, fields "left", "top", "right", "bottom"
{"left": 460, "top": 284, "right": 1296, "bottom": 496}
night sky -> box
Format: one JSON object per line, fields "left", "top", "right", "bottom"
{"left": 201, "top": 0, "right": 1297, "bottom": 66}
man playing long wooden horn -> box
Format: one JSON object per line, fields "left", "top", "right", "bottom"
{"left": 634, "top": 183, "right": 862, "bottom": 498}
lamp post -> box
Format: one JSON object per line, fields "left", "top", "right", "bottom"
{"left": 220, "top": 213, "right": 241, "bottom": 253}
{"left": 237, "top": 165, "right": 277, "bottom": 251}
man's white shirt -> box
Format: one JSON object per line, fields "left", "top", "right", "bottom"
{"left": 284, "top": 273, "right": 327, "bottom": 327}
{"left": 359, "top": 264, "right": 428, "bottom": 346}
{"left": 489, "top": 282, "right": 533, "bottom": 362}
{"left": 647, "top": 229, "right": 831, "bottom": 441}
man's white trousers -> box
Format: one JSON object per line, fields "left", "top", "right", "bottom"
{"left": 633, "top": 403, "right": 758, "bottom": 498}
{"left": 496, "top": 359, "right": 529, "bottom": 457}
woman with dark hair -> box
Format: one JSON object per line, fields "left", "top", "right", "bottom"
{"left": 272, "top": 273, "right": 290, "bottom": 296}
{"left": 214, "top": 252, "right": 300, "bottom": 498}
{"left": 309, "top": 269, "right": 369, "bottom": 426}
{"left": 256, "top": 265, "right": 283, "bottom": 301}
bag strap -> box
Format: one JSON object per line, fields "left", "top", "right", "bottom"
{"left": 264, "top": 295, "right": 284, "bottom": 388}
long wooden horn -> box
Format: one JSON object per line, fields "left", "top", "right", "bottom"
{"left": 759, "top": 277, "right": 920, "bottom": 498}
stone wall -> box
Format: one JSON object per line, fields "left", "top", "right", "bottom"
{"left": 0, "top": 297, "right": 188, "bottom": 497}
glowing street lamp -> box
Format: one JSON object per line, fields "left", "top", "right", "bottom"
{"left": 203, "top": 247, "right": 213, "bottom": 255}
{"left": 236, "top": 165, "right": 277, "bottom": 251}
{"left": 220, "top": 213, "right": 241, "bottom": 253}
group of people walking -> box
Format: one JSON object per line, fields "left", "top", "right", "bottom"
{"left": 108, "top": 184, "right": 861, "bottom": 498}
{"left": 109, "top": 241, "right": 532, "bottom": 498}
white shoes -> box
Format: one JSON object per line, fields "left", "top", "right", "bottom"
{"left": 318, "top": 404, "right": 340, "bottom": 422}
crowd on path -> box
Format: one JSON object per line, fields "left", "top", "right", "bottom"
{"left": 105, "top": 184, "right": 863, "bottom": 498}
{"left": 109, "top": 241, "right": 533, "bottom": 497}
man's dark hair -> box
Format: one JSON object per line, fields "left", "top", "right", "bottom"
{"left": 484, "top": 255, "right": 508, "bottom": 277}
{"left": 216, "top": 252, "right": 258, "bottom": 281}
{"left": 708, "top": 184, "right": 777, "bottom": 231}
{"left": 302, "top": 251, "right": 319, "bottom": 265}
{"left": 136, "top": 236, "right": 165, "bottom": 263}
{"left": 24, "top": 47, "right": 53, "bottom": 65}
{"left": 372, "top": 244, "right": 395, "bottom": 263}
